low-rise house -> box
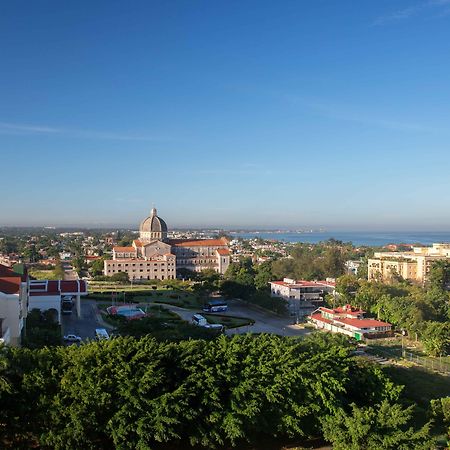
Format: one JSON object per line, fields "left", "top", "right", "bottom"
{"left": 308, "top": 304, "right": 392, "bottom": 340}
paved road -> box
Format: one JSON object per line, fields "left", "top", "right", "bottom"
{"left": 61, "top": 299, "right": 110, "bottom": 340}
{"left": 140, "top": 299, "right": 311, "bottom": 337}
{"left": 62, "top": 298, "right": 311, "bottom": 341}
{"left": 62, "top": 262, "right": 78, "bottom": 281}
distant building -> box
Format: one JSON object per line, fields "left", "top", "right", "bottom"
{"left": 269, "top": 278, "right": 336, "bottom": 318}
{"left": 308, "top": 305, "right": 392, "bottom": 340}
{"left": 345, "top": 260, "right": 362, "bottom": 275}
{"left": 368, "top": 243, "right": 450, "bottom": 283}
{"left": 104, "top": 207, "right": 231, "bottom": 281}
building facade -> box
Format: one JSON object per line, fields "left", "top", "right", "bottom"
{"left": 269, "top": 278, "right": 336, "bottom": 318}
{"left": 104, "top": 207, "right": 231, "bottom": 280}
{"left": 0, "top": 264, "right": 28, "bottom": 346}
{"left": 308, "top": 305, "right": 392, "bottom": 340}
{"left": 368, "top": 243, "right": 450, "bottom": 283}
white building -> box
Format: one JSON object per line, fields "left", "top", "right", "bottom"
{"left": 308, "top": 305, "right": 392, "bottom": 341}
{"left": 269, "top": 278, "right": 336, "bottom": 318}
{"left": 0, "top": 264, "right": 28, "bottom": 346}
{"left": 28, "top": 279, "right": 88, "bottom": 321}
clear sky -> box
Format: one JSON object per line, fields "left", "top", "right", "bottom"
{"left": 1, "top": 0, "right": 450, "bottom": 230}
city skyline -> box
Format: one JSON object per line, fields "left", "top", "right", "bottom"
{"left": 2, "top": 1, "right": 450, "bottom": 230}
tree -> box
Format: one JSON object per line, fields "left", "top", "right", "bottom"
{"left": 428, "top": 260, "right": 450, "bottom": 291}
{"left": 336, "top": 274, "right": 360, "bottom": 303}
{"left": 420, "top": 321, "right": 450, "bottom": 356}
{"left": 110, "top": 272, "right": 129, "bottom": 283}
{"left": 321, "top": 400, "right": 434, "bottom": 450}
{"left": 89, "top": 258, "right": 105, "bottom": 277}
{"left": 253, "top": 261, "right": 273, "bottom": 291}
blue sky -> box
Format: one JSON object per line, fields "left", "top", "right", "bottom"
{"left": 1, "top": 0, "right": 450, "bottom": 230}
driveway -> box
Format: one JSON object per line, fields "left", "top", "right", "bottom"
{"left": 141, "top": 298, "right": 311, "bottom": 337}
{"left": 61, "top": 299, "right": 111, "bottom": 341}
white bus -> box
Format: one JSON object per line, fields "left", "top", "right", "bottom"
{"left": 95, "top": 328, "right": 110, "bottom": 340}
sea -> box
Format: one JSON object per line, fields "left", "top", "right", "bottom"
{"left": 229, "top": 231, "right": 450, "bottom": 247}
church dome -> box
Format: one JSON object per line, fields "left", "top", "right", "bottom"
{"left": 139, "top": 208, "right": 168, "bottom": 241}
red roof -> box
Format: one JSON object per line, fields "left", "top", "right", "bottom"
{"left": 319, "top": 305, "right": 364, "bottom": 316}
{"left": 310, "top": 313, "right": 333, "bottom": 325}
{"left": 168, "top": 238, "right": 228, "bottom": 247}
{"left": 0, "top": 276, "right": 22, "bottom": 294}
{"left": 0, "top": 264, "right": 27, "bottom": 281}
{"left": 271, "top": 280, "right": 333, "bottom": 288}
{"left": 133, "top": 240, "right": 143, "bottom": 247}
{"left": 29, "top": 280, "right": 88, "bottom": 297}
{"left": 337, "top": 317, "right": 391, "bottom": 328}
{"left": 217, "top": 249, "right": 230, "bottom": 256}
{"left": 113, "top": 246, "right": 136, "bottom": 252}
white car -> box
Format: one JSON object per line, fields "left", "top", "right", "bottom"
{"left": 63, "top": 334, "right": 82, "bottom": 343}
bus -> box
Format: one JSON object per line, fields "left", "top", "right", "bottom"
{"left": 192, "top": 314, "right": 208, "bottom": 327}
{"left": 95, "top": 328, "right": 110, "bottom": 340}
{"left": 203, "top": 299, "right": 228, "bottom": 313}
{"left": 61, "top": 296, "right": 73, "bottom": 315}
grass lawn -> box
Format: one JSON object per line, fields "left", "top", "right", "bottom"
{"left": 98, "top": 303, "right": 181, "bottom": 322}
{"left": 87, "top": 288, "right": 201, "bottom": 307}
{"left": 152, "top": 292, "right": 203, "bottom": 309}
{"left": 383, "top": 365, "right": 450, "bottom": 409}
{"left": 29, "top": 269, "right": 60, "bottom": 280}
{"left": 203, "top": 313, "right": 255, "bottom": 329}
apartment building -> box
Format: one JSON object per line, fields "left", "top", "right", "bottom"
{"left": 368, "top": 243, "right": 450, "bottom": 283}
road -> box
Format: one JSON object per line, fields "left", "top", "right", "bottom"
{"left": 62, "top": 262, "right": 78, "bottom": 281}
{"left": 138, "top": 298, "right": 311, "bottom": 337}
{"left": 61, "top": 299, "right": 110, "bottom": 340}
{"left": 62, "top": 298, "right": 311, "bottom": 340}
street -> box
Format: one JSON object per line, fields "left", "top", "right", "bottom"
{"left": 61, "top": 297, "right": 312, "bottom": 341}
{"left": 61, "top": 299, "right": 108, "bottom": 340}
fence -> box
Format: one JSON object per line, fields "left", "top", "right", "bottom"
{"left": 371, "top": 346, "right": 450, "bottom": 375}
{"left": 402, "top": 350, "right": 450, "bottom": 375}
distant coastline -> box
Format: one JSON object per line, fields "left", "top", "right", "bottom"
{"left": 229, "top": 231, "right": 450, "bottom": 247}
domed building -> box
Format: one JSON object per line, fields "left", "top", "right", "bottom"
{"left": 139, "top": 208, "right": 168, "bottom": 242}
{"left": 104, "top": 206, "right": 230, "bottom": 281}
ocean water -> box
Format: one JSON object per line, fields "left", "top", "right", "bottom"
{"left": 229, "top": 231, "right": 450, "bottom": 247}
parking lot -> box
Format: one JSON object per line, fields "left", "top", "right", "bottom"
{"left": 61, "top": 299, "right": 110, "bottom": 341}
{"left": 61, "top": 297, "right": 312, "bottom": 341}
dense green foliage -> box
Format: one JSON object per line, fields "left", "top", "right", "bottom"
{"left": 222, "top": 259, "right": 288, "bottom": 314}
{"left": 272, "top": 240, "right": 366, "bottom": 281}
{"left": 22, "top": 309, "right": 62, "bottom": 348}
{"left": 321, "top": 400, "right": 433, "bottom": 450}
{"left": 335, "top": 262, "right": 450, "bottom": 356}
{"left": 0, "top": 333, "right": 435, "bottom": 449}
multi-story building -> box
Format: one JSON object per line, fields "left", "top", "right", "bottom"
{"left": 0, "top": 264, "right": 28, "bottom": 346}
{"left": 368, "top": 243, "right": 450, "bottom": 283}
{"left": 104, "top": 207, "right": 231, "bottom": 281}
{"left": 269, "top": 278, "right": 336, "bottom": 318}
{"left": 308, "top": 305, "right": 392, "bottom": 340}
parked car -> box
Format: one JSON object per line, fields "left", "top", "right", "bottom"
{"left": 63, "top": 334, "right": 82, "bottom": 343}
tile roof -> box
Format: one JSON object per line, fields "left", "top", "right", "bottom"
{"left": 29, "top": 280, "right": 88, "bottom": 297}
{"left": 336, "top": 317, "right": 391, "bottom": 328}
{"left": 168, "top": 238, "right": 229, "bottom": 247}
{"left": 216, "top": 249, "right": 230, "bottom": 255}
{"left": 270, "top": 280, "right": 333, "bottom": 288}
{"left": 113, "top": 246, "right": 136, "bottom": 252}
{"left": 0, "top": 276, "right": 22, "bottom": 294}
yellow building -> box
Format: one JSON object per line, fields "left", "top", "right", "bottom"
{"left": 368, "top": 243, "right": 450, "bottom": 283}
